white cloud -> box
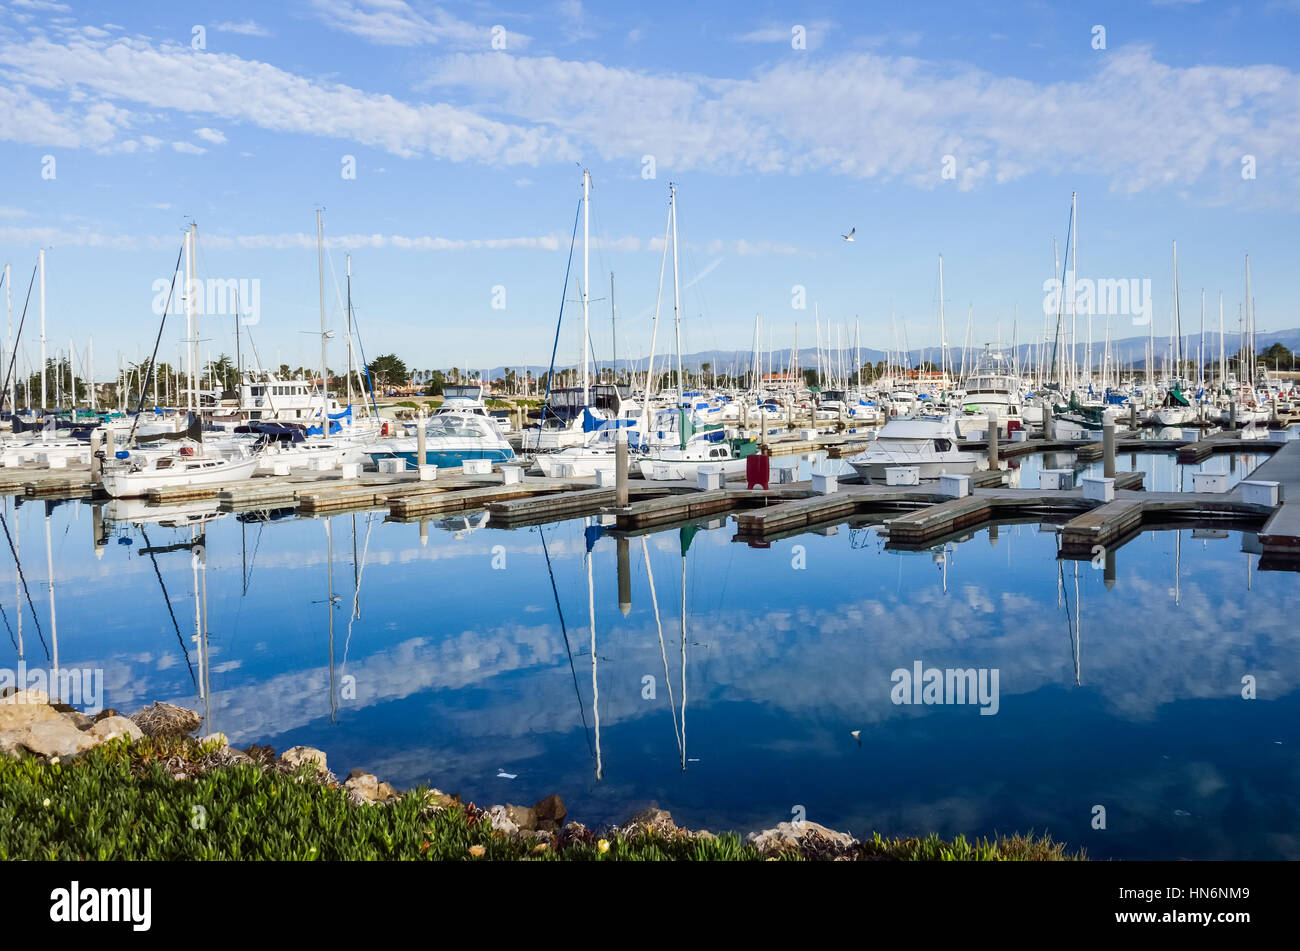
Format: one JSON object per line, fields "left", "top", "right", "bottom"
{"left": 171, "top": 140, "right": 206, "bottom": 154}
{"left": 735, "top": 20, "right": 835, "bottom": 51}
{"left": 213, "top": 19, "right": 271, "bottom": 37}
{"left": 306, "top": 0, "right": 526, "bottom": 49}
{"left": 427, "top": 46, "right": 1300, "bottom": 204}
{"left": 0, "top": 34, "right": 564, "bottom": 164}
{"left": 194, "top": 127, "right": 227, "bottom": 144}
{"left": 0, "top": 206, "right": 29, "bottom": 218}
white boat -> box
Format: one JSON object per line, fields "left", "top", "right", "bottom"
{"left": 101, "top": 446, "right": 261, "bottom": 498}
{"left": 637, "top": 433, "right": 759, "bottom": 482}
{"left": 845, "top": 414, "right": 977, "bottom": 484}
{"left": 367, "top": 410, "right": 514, "bottom": 468}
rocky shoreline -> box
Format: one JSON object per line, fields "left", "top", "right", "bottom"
{"left": 0, "top": 691, "right": 1070, "bottom": 860}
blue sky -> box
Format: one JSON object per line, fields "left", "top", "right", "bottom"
{"left": 1, "top": 0, "right": 1298, "bottom": 378}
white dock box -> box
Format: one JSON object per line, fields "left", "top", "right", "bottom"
{"left": 1269, "top": 428, "right": 1292, "bottom": 443}
{"left": 1181, "top": 429, "right": 1201, "bottom": 443}
{"left": 272, "top": 461, "right": 293, "bottom": 476}
{"left": 885, "top": 466, "right": 920, "bottom": 486}
{"left": 811, "top": 470, "right": 838, "bottom": 495}
{"left": 1011, "top": 429, "right": 1029, "bottom": 442}
{"left": 377, "top": 458, "right": 405, "bottom": 475}
{"left": 1241, "top": 480, "right": 1280, "bottom": 507}
{"left": 1040, "top": 469, "right": 1072, "bottom": 491}
{"left": 697, "top": 465, "right": 723, "bottom": 491}
{"left": 595, "top": 467, "right": 617, "bottom": 488}
{"left": 800, "top": 428, "right": 819, "bottom": 440}
{"left": 309, "top": 456, "right": 335, "bottom": 472}
{"left": 340, "top": 462, "right": 361, "bottom": 479}
{"left": 462, "top": 459, "right": 492, "bottom": 475}
{"left": 500, "top": 465, "right": 521, "bottom": 485}
{"left": 1082, "top": 476, "right": 1115, "bottom": 502}
{"left": 1191, "top": 471, "right": 1227, "bottom": 493}
{"left": 940, "top": 474, "right": 971, "bottom": 498}
{"left": 418, "top": 464, "right": 438, "bottom": 482}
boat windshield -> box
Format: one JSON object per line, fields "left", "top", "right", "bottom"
{"left": 427, "top": 416, "right": 489, "bottom": 439}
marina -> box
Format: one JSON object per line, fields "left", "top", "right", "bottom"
{"left": 2, "top": 2, "right": 1300, "bottom": 911}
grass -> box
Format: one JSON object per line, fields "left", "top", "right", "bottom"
{"left": 0, "top": 738, "right": 1082, "bottom": 861}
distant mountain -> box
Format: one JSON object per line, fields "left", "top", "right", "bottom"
{"left": 469, "top": 327, "right": 1300, "bottom": 379}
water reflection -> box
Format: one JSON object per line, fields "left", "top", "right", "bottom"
{"left": 1, "top": 491, "right": 1296, "bottom": 860}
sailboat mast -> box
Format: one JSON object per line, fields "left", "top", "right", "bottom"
{"left": 582, "top": 170, "right": 591, "bottom": 405}
{"left": 670, "top": 183, "right": 682, "bottom": 405}
{"left": 38, "top": 249, "right": 46, "bottom": 407}
{"left": 346, "top": 253, "right": 354, "bottom": 411}
{"left": 1172, "top": 240, "right": 1182, "bottom": 375}
{"left": 317, "top": 209, "right": 328, "bottom": 422}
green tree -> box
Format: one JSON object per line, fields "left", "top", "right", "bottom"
{"left": 366, "top": 354, "right": 408, "bottom": 390}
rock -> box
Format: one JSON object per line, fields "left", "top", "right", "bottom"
{"left": 504, "top": 804, "right": 537, "bottom": 831}
{"left": 0, "top": 691, "right": 60, "bottom": 731}
{"left": 130, "top": 702, "right": 202, "bottom": 738}
{"left": 9, "top": 719, "right": 99, "bottom": 758}
{"left": 629, "top": 807, "right": 677, "bottom": 835}
{"left": 0, "top": 688, "right": 50, "bottom": 705}
{"left": 422, "top": 788, "right": 457, "bottom": 810}
{"left": 376, "top": 781, "right": 399, "bottom": 801}
{"left": 747, "top": 820, "right": 855, "bottom": 854}
{"left": 279, "top": 746, "right": 329, "bottom": 774}
{"left": 66, "top": 712, "right": 94, "bottom": 731}
{"left": 91, "top": 708, "right": 120, "bottom": 723}
{"left": 344, "top": 771, "right": 380, "bottom": 803}
{"left": 533, "top": 793, "right": 567, "bottom": 831}
{"left": 489, "top": 805, "right": 519, "bottom": 835}
{"left": 89, "top": 716, "right": 144, "bottom": 742}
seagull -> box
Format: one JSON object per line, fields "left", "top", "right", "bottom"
{"left": 496, "top": 769, "right": 517, "bottom": 780}
{"left": 842, "top": 227, "right": 855, "bottom": 242}
{"left": 850, "top": 729, "right": 861, "bottom": 746}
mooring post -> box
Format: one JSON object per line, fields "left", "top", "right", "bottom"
{"left": 1102, "top": 419, "right": 1116, "bottom": 479}
{"left": 90, "top": 428, "right": 103, "bottom": 484}
{"left": 1129, "top": 400, "right": 1137, "bottom": 430}
{"left": 987, "top": 421, "right": 999, "bottom": 469}
{"left": 416, "top": 408, "right": 426, "bottom": 470}
{"left": 616, "top": 535, "right": 631, "bottom": 616}
{"left": 615, "top": 426, "right": 628, "bottom": 507}
{"left": 1229, "top": 401, "right": 1236, "bottom": 430}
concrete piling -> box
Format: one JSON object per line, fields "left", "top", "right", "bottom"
{"left": 1102, "top": 420, "right": 1116, "bottom": 479}
{"left": 615, "top": 427, "right": 629, "bottom": 507}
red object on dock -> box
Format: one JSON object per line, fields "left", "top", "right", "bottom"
{"left": 746, "top": 453, "right": 770, "bottom": 490}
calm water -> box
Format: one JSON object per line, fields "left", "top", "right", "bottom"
{"left": 2, "top": 484, "right": 1296, "bottom": 860}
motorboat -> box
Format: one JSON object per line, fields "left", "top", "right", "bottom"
{"left": 367, "top": 410, "right": 515, "bottom": 469}
{"left": 845, "top": 414, "right": 977, "bottom": 484}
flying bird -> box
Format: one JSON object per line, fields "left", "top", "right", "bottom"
{"left": 842, "top": 227, "right": 855, "bottom": 242}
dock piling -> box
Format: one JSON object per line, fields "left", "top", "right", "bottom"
{"left": 1102, "top": 420, "right": 1116, "bottom": 479}
{"left": 615, "top": 427, "right": 629, "bottom": 507}
{"left": 416, "top": 408, "right": 426, "bottom": 466}
{"left": 987, "top": 423, "right": 999, "bottom": 470}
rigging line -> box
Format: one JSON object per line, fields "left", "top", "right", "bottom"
{"left": 641, "top": 536, "right": 682, "bottom": 757}
{"left": 128, "top": 240, "right": 187, "bottom": 446}
{"left": 138, "top": 524, "right": 197, "bottom": 688}
{"left": 0, "top": 598, "right": 15, "bottom": 652}
{"left": 0, "top": 261, "right": 38, "bottom": 412}
{"left": 342, "top": 511, "right": 375, "bottom": 668}
{"left": 539, "top": 523, "right": 594, "bottom": 759}
{"left": 541, "top": 198, "right": 583, "bottom": 418}
{"left": 0, "top": 509, "right": 48, "bottom": 661}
